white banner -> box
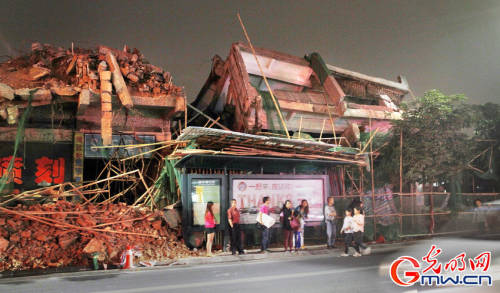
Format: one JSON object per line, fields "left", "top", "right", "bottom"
{"left": 232, "top": 178, "right": 325, "bottom": 225}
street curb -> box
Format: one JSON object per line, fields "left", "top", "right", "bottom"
{"left": 0, "top": 241, "right": 412, "bottom": 279}
{"left": 170, "top": 241, "right": 412, "bottom": 266}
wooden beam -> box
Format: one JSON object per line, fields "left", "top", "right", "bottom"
{"left": 100, "top": 70, "right": 113, "bottom": 146}
{"left": 323, "top": 75, "right": 346, "bottom": 116}
{"left": 77, "top": 89, "right": 90, "bottom": 115}
{"left": 0, "top": 128, "right": 73, "bottom": 142}
{"left": 106, "top": 52, "right": 133, "bottom": 108}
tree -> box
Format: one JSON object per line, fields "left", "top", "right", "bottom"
{"left": 376, "top": 90, "right": 473, "bottom": 187}
{"left": 469, "top": 102, "right": 500, "bottom": 191}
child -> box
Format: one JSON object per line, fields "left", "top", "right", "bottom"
{"left": 293, "top": 199, "right": 309, "bottom": 250}
{"left": 352, "top": 206, "right": 371, "bottom": 256}
{"left": 340, "top": 209, "right": 354, "bottom": 256}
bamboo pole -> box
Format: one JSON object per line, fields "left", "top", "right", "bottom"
{"left": 369, "top": 118, "right": 376, "bottom": 240}
{"left": 184, "top": 95, "right": 188, "bottom": 129}
{"left": 0, "top": 206, "right": 158, "bottom": 238}
{"left": 120, "top": 144, "right": 173, "bottom": 162}
{"left": 208, "top": 116, "right": 221, "bottom": 129}
{"left": 237, "top": 13, "right": 290, "bottom": 139}
{"left": 345, "top": 169, "right": 360, "bottom": 193}
{"left": 360, "top": 167, "right": 364, "bottom": 193}
{"left": 202, "top": 119, "right": 211, "bottom": 128}
{"left": 99, "top": 182, "right": 138, "bottom": 205}
{"left": 319, "top": 118, "right": 326, "bottom": 141}
{"left": 298, "top": 116, "right": 303, "bottom": 139}
{"left": 65, "top": 170, "right": 139, "bottom": 194}
{"left": 322, "top": 97, "right": 338, "bottom": 144}
{"left": 187, "top": 104, "right": 230, "bottom": 131}
{"left": 358, "top": 128, "right": 380, "bottom": 154}
{"left": 399, "top": 129, "right": 403, "bottom": 237}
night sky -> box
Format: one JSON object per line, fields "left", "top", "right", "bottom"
{"left": 1, "top": 0, "right": 499, "bottom": 104}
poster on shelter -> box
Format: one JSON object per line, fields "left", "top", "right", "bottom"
{"left": 232, "top": 178, "right": 325, "bottom": 225}
{"left": 191, "top": 179, "right": 221, "bottom": 226}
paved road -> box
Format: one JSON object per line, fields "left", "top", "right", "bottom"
{"left": 0, "top": 248, "right": 497, "bottom": 293}
{"left": 0, "top": 249, "right": 402, "bottom": 293}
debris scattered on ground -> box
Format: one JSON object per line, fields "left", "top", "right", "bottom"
{"left": 0, "top": 200, "right": 198, "bottom": 271}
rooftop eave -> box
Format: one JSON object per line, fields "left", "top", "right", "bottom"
{"left": 326, "top": 63, "right": 409, "bottom": 93}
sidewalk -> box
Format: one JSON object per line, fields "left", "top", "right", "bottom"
{"left": 169, "top": 241, "right": 413, "bottom": 266}
{"left": 0, "top": 242, "right": 411, "bottom": 279}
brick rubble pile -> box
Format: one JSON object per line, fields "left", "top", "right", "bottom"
{"left": 0, "top": 200, "right": 197, "bottom": 271}
{"left": 0, "top": 42, "right": 183, "bottom": 97}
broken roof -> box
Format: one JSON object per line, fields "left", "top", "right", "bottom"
{"left": 175, "top": 127, "right": 366, "bottom": 166}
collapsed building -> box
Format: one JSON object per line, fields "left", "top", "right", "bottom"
{"left": 0, "top": 44, "right": 195, "bottom": 271}
{"left": 0, "top": 43, "right": 186, "bottom": 193}
{"left": 193, "top": 43, "right": 410, "bottom": 145}
{"left": 175, "top": 43, "right": 410, "bottom": 247}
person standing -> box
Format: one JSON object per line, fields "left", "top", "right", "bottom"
{"left": 227, "top": 199, "right": 244, "bottom": 255}
{"left": 281, "top": 200, "right": 294, "bottom": 253}
{"left": 204, "top": 201, "right": 216, "bottom": 257}
{"left": 340, "top": 209, "right": 355, "bottom": 257}
{"left": 294, "top": 199, "right": 309, "bottom": 250}
{"left": 352, "top": 206, "right": 370, "bottom": 256}
{"left": 325, "top": 196, "right": 337, "bottom": 248}
{"left": 472, "top": 199, "right": 488, "bottom": 233}
{"left": 259, "top": 196, "right": 272, "bottom": 253}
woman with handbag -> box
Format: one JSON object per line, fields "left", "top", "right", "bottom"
{"left": 259, "top": 196, "right": 272, "bottom": 253}
{"left": 205, "top": 201, "right": 216, "bottom": 257}
{"left": 281, "top": 200, "right": 294, "bottom": 253}
{"left": 294, "top": 199, "right": 309, "bottom": 250}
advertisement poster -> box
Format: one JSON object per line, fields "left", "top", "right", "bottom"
{"left": 232, "top": 178, "right": 325, "bottom": 225}
{"left": 191, "top": 179, "right": 221, "bottom": 226}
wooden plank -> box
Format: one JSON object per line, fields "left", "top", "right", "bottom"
{"left": 278, "top": 99, "right": 314, "bottom": 112}
{"left": 236, "top": 42, "right": 311, "bottom": 67}
{"left": 131, "top": 95, "right": 186, "bottom": 109}
{"left": 327, "top": 63, "right": 409, "bottom": 93}
{"left": 322, "top": 75, "right": 346, "bottom": 116}
{"left": 0, "top": 83, "right": 15, "bottom": 100}
{"left": 105, "top": 52, "right": 133, "bottom": 108}
{"left": 77, "top": 89, "right": 90, "bottom": 115}
{"left": 347, "top": 102, "right": 393, "bottom": 112}
{"left": 0, "top": 127, "right": 73, "bottom": 142}
{"left": 239, "top": 51, "right": 313, "bottom": 87}
{"left": 344, "top": 108, "right": 402, "bottom": 120}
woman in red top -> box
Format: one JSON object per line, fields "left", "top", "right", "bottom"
{"left": 205, "top": 201, "right": 216, "bottom": 257}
